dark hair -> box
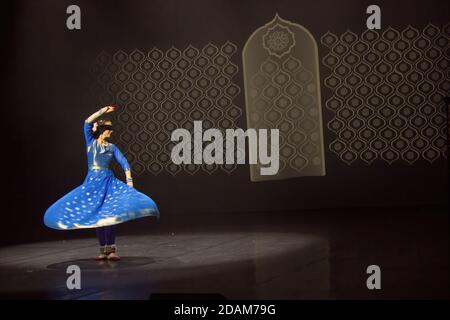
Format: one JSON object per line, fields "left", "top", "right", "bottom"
{"left": 94, "top": 120, "right": 113, "bottom": 138}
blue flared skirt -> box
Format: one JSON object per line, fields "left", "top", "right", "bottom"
{"left": 44, "top": 169, "right": 160, "bottom": 230}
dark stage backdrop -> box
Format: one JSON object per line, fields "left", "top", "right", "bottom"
{"left": 3, "top": 0, "right": 449, "bottom": 245}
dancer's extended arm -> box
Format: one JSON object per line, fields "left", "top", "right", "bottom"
{"left": 114, "top": 146, "right": 134, "bottom": 188}
{"left": 85, "top": 105, "right": 115, "bottom": 124}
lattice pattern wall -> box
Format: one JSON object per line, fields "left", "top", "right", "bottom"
{"left": 90, "top": 22, "right": 450, "bottom": 176}
{"left": 91, "top": 43, "right": 241, "bottom": 176}
{"left": 321, "top": 24, "right": 449, "bottom": 165}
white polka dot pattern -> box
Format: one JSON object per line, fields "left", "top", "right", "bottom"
{"left": 44, "top": 169, "right": 159, "bottom": 230}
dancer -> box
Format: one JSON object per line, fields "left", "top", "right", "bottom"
{"left": 44, "top": 105, "right": 160, "bottom": 261}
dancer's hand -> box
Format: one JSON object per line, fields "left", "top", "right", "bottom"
{"left": 125, "top": 170, "right": 133, "bottom": 188}
{"left": 101, "top": 105, "right": 116, "bottom": 114}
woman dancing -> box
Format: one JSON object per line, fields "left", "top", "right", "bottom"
{"left": 44, "top": 105, "right": 160, "bottom": 261}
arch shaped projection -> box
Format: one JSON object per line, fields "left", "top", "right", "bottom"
{"left": 243, "top": 14, "right": 326, "bottom": 181}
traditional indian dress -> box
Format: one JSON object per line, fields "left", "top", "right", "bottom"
{"left": 44, "top": 120, "right": 160, "bottom": 230}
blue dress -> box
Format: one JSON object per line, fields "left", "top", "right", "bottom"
{"left": 44, "top": 121, "right": 160, "bottom": 230}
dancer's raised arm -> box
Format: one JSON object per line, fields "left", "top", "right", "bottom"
{"left": 85, "top": 105, "right": 115, "bottom": 124}
{"left": 84, "top": 106, "right": 115, "bottom": 145}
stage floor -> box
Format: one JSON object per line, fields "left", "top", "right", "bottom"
{"left": 0, "top": 207, "right": 448, "bottom": 299}
{"left": 0, "top": 232, "right": 329, "bottom": 299}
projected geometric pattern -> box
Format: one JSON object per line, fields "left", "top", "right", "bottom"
{"left": 321, "top": 24, "right": 449, "bottom": 165}
{"left": 243, "top": 15, "right": 326, "bottom": 181}
{"left": 91, "top": 43, "right": 241, "bottom": 176}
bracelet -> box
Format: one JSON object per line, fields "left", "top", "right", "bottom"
{"left": 126, "top": 178, "right": 133, "bottom": 182}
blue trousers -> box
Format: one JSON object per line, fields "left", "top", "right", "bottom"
{"left": 96, "top": 226, "right": 116, "bottom": 246}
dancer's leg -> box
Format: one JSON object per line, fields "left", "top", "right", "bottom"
{"left": 96, "top": 227, "right": 107, "bottom": 246}
{"left": 105, "top": 225, "right": 120, "bottom": 261}
{"left": 95, "top": 227, "right": 108, "bottom": 260}
{"left": 104, "top": 225, "right": 116, "bottom": 245}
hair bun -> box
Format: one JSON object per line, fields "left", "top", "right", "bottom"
{"left": 97, "top": 119, "right": 113, "bottom": 126}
